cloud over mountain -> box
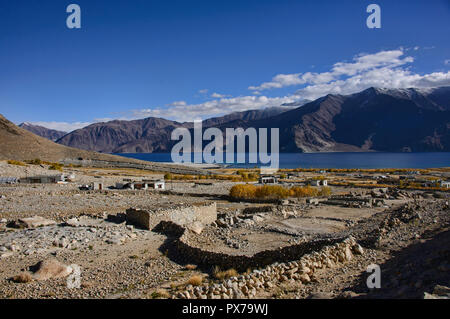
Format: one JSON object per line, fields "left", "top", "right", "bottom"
{"left": 27, "top": 49, "right": 450, "bottom": 128}
{"left": 248, "top": 49, "right": 450, "bottom": 101}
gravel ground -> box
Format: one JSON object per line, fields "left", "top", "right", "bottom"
{"left": 0, "top": 161, "right": 448, "bottom": 299}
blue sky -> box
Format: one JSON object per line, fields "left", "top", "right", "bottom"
{"left": 0, "top": 0, "right": 449, "bottom": 131}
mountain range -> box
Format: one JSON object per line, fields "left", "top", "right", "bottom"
{"left": 18, "top": 122, "right": 67, "bottom": 141}
{"left": 0, "top": 114, "right": 214, "bottom": 175}
{"left": 54, "top": 107, "right": 291, "bottom": 153}
{"left": 0, "top": 114, "right": 130, "bottom": 162}
{"left": 21, "top": 87, "right": 450, "bottom": 153}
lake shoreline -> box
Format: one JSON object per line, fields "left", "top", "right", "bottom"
{"left": 114, "top": 152, "right": 450, "bottom": 170}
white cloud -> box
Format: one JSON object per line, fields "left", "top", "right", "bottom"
{"left": 249, "top": 73, "right": 306, "bottom": 90}
{"left": 131, "top": 95, "right": 296, "bottom": 122}
{"left": 249, "top": 50, "right": 414, "bottom": 92}
{"left": 167, "top": 101, "right": 187, "bottom": 107}
{"left": 30, "top": 121, "right": 91, "bottom": 133}
{"left": 245, "top": 48, "right": 450, "bottom": 101}
{"left": 210, "top": 92, "right": 231, "bottom": 98}
{"left": 129, "top": 49, "right": 450, "bottom": 122}
{"left": 331, "top": 50, "right": 413, "bottom": 76}
{"left": 294, "top": 68, "right": 450, "bottom": 100}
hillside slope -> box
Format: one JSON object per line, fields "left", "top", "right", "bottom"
{"left": 57, "top": 107, "right": 290, "bottom": 153}
{"left": 18, "top": 122, "right": 67, "bottom": 141}
{"left": 0, "top": 114, "right": 151, "bottom": 162}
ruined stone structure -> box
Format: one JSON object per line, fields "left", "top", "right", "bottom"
{"left": 61, "top": 158, "right": 215, "bottom": 176}
{"left": 173, "top": 236, "right": 364, "bottom": 299}
{"left": 154, "top": 218, "right": 347, "bottom": 272}
{"left": 126, "top": 203, "right": 217, "bottom": 234}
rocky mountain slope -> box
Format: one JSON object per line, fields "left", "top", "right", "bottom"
{"left": 56, "top": 107, "right": 290, "bottom": 153}
{"left": 0, "top": 114, "right": 156, "bottom": 163}
{"left": 268, "top": 86, "right": 450, "bottom": 152}
{"left": 212, "top": 86, "right": 450, "bottom": 152}
{"left": 18, "top": 123, "right": 67, "bottom": 141}
{"left": 56, "top": 86, "right": 450, "bottom": 153}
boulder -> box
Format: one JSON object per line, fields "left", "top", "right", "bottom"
{"left": 16, "top": 216, "right": 56, "bottom": 228}
{"left": 299, "top": 273, "right": 311, "bottom": 283}
{"left": 344, "top": 246, "right": 353, "bottom": 261}
{"left": 32, "top": 258, "right": 73, "bottom": 281}
{"left": 187, "top": 221, "right": 204, "bottom": 235}
{"left": 65, "top": 218, "right": 80, "bottom": 227}
{"left": 307, "top": 292, "right": 333, "bottom": 299}
{"left": 352, "top": 244, "right": 364, "bottom": 255}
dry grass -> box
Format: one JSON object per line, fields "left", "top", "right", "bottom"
{"left": 48, "top": 163, "right": 64, "bottom": 171}
{"left": 151, "top": 289, "right": 170, "bottom": 299}
{"left": 230, "top": 184, "right": 333, "bottom": 199}
{"left": 184, "top": 264, "right": 197, "bottom": 270}
{"left": 11, "top": 272, "right": 33, "bottom": 283}
{"left": 186, "top": 275, "right": 203, "bottom": 286}
{"left": 213, "top": 267, "right": 238, "bottom": 280}
{"left": 7, "top": 160, "right": 26, "bottom": 166}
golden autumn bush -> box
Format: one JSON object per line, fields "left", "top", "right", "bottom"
{"left": 255, "top": 185, "right": 290, "bottom": 199}
{"left": 229, "top": 184, "right": 257, "bottom": 199}
{"left": 7, "top": 160, "right": 26, "bottom": 166}
{"left": 230, "top": 184, "right": 331, "bottom": 199}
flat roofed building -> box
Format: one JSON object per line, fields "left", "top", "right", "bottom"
{"left": 0, "top": 177, "right": 18, "bottom": 184}
{"left": 19, "top": 175, "right": 65, "bottom": 184}
{"left": 259, "top": 175, "right": 278, "bottom": 184}
{"left": 440, "top": 181, "right": 450, "bottom": 188}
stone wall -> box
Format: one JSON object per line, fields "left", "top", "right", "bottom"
{"left": 126, "top": 203, "right": 217, "bottom": 232}
{"left": 169, "top": 203, "right": 217, "bottom": 228}
{"left": 177, "top": 230, "right": 345, "bottom": 271}
{"left": 61, "top": 158, "right": 214, "bottom": 176}
{"left": 174, "top": 236, "right": 365, "bottom": 299}
{"left": 154, "top": 219, "right": 346, "bottom": 272}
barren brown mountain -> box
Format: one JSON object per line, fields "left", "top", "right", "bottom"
{"left": 0, "top": 114, "right": 213, "bottom": 176}
{"left": 56, "top": 87, "right": 450, "bottom": 153}
{"left": 18, "top": 122, "right": 67, "bottom": 141}
{"left": 0, "top": 114, "right": 127, "bottom": 162}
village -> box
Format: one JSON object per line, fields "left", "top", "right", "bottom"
{"left": 0, "top": 159, "right": 449, "bottom": 299}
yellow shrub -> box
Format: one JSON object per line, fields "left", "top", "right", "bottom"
{"left": 151, "top": 289, "right": 170, "bottom": 299}
{"left": 184, "top": 264, "right": 197, "bottom": 270}
{"left": 186, "top": 275, "right": 203, "bottom": 286}
{"left": 230, "top": 184, "right": 331, "bottom": 200}
{"left": 7, "top": 160, "right": 26, "bottom": 166}
{"left": 213, "top": 267, "right": 238, "bottom": 280}
{"left": 229, "top": 184, "right": 257, "bottom": 199}
{"left": 318, "top": 186, "right": 332, "bottom": 196}
{"left": 254, "top": 185, "right": 290, "bottom": 199}
{"left": 49, "top": 163, "right": 64, "bottom": 171}
{"left": 26, "top": 158, "right": 42, "bottom": 165}
{"left": 290, "top": 186, "right": 319, "bottom": 198}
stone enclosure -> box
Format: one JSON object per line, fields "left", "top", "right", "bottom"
{"left": 126, "top": 202, "right": 217, "bottom": 234}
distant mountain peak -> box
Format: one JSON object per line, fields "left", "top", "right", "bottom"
{"left": 54, "top": 86, "right": 450, "bottom": 153}
{"left": 18, "top": 122, "right": 67, "bottom": 141}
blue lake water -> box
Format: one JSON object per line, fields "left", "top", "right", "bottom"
{"left": 115, "top": 152, "right": 449, "bottom": 169}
